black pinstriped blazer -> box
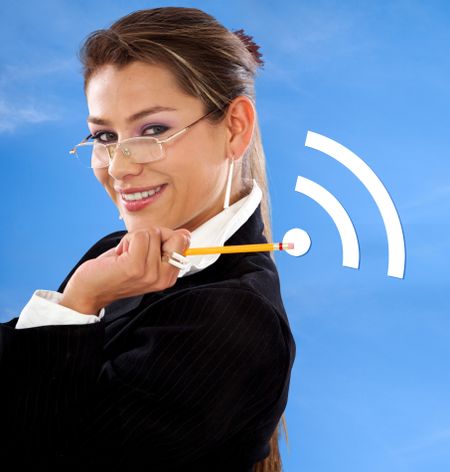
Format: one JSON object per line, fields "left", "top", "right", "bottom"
{"left": 0, "top": 204, "right": 296, "bottom": 471}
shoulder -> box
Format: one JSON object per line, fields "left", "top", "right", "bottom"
{"left": 137, "top": 250, "right": 295, "bottom": 363}
{"left": 144, "top": 285, "right": 290, "bottom": 368}
{"left": 132, "top": 285, "right": 292, "bottom": 406}
{"left": 155, "top": 284, "right": 280, "bottom": 322}
{"left": 177, "top": 247, "right": 286, "bottom": 318}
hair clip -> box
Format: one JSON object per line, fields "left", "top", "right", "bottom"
{"left": 232, "top": 28, "right": 264, "bottom": 68}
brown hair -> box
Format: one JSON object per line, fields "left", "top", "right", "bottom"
{"left": 78, "top": 7, "right": 289, "bottom": 471}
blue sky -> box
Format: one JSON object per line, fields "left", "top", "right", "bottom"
{"left": 0, "top": 1, "right": 449, "bottom": 470}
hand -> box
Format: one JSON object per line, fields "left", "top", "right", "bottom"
{"left": 59, "top": 227, "right": 191, "bottom": 315}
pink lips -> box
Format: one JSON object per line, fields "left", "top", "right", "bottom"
{"left": 120, "top": 184, "right": 167, "bottom": 212}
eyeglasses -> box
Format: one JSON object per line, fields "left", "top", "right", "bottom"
{"left": 69, "top": 107, "right": 224, "bottom": 169}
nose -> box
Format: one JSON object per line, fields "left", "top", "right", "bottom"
{"left": 107, "top": 143, "right": 143, "bottom": 179}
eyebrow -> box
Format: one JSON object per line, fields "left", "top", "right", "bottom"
{"left": 87, "top": 106, "right": 178, "bottom": 125}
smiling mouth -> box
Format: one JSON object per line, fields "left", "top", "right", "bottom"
{"left": 120, "top": 183, "right": 168, "bottom": 211}
{"left": 120, "top": 185, "right": 164, "bottom": 201}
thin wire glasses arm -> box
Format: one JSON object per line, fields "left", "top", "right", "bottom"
{"left": 156, "top": 108, "right": 219, "bottom": 145}
{"left": 69, "top": 134, "right": 93, "bottom": 154}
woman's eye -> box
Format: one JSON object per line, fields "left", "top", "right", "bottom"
{"left": 91, "top": 125, "right": 169, "bottom": 143}
{"left": 143, "top": 125, "right": 169, "bottom": 136}
{"left": 92, "top": 131, "right": 117, "bottom": 143}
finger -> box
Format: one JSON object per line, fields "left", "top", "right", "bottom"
{"left": 145, "top": 227, "right": 162, "bottom": 283}
{"left": 177, "top": 228, "right": 192, "bottom": 243}
{"left": 180, "top": 231, "right": 191, "bottom": 252}
{"left": 160, "top": 252, "right": 183, "bottom": 287}
{"left": 159, "top": 227, "right": 191, "bottom": 246}
{"left": 160, "top": 231, "right": 190, "bottom": 284}
{"left": 160, "top": 229, "right": 191, "bottom": 256}
{"left": 127, "top": 231, "right": 150, "bottom": 277}
{"left": 161, "top": 231, "right": 190, "bottom": 259}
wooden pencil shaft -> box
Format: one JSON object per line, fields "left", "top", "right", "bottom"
{"left": 184, "top": 243, "right": 291, "bottom": 256}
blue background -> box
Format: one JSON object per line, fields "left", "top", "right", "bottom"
{"left": 1, "top": 1, "right": 448, "bottom": 470}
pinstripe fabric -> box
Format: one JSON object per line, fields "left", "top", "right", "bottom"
{"left": 0, "top": 204, "right": 296, "bottom": 471}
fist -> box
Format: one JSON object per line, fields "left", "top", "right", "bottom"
{"left": 60, "top": 227, "right": 191, "bottom": 315}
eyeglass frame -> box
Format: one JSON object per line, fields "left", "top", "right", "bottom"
{"left": 68, "top": 104, "right": 230, "bottom": 168}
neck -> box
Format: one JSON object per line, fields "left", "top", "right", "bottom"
{"left": 178, "top": 178, "right": 251, "bottom": 233}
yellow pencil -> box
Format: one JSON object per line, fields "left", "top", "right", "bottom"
{"left": 183, "top": 242, "right": 294, "bottom": 256}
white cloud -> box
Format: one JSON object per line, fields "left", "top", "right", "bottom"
{"left": 0, "top": 58, "right": 77, "bottom": 87}
{"left": 0, "top": 98, "right": 59, "bottom": 133}
{"left": 0, "top": 58, "right": 75, "bottom": 133}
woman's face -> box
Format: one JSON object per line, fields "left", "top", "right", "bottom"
{"left": 85, "top": 61, "right": 238, "bottom": 233}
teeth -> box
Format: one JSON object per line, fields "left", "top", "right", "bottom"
{"left": 123, "top": 186, "right": 162, "bottom": 201}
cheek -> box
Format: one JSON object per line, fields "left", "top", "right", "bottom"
{"left": 93, "top": 168, "right": 109, "bottom": 185}
{"left": 166, "top": 154, "right": 221, "bottom": 201}
{"left": 165, "top": 136, "right": 223, "bottom": 182}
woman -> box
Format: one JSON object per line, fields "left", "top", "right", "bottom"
{"left": 0, "top": 7, "right": 296, "bottom": 471}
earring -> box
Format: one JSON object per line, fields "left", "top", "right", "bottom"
{"left": 118, "top": 212, "right": 123, "bottom": 220}
{"left": 223, "top": 156, "right": 234, "bottom": 209}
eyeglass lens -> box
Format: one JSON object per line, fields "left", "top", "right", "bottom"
{"left": 74, "top": 138, "right": 164, "bottom": 169}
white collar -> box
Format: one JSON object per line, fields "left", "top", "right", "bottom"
{"left": 178, "top": 179, "right": 262, "bottom": 277}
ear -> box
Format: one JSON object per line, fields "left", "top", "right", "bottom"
{"left": 224, "top": 95, "right": 255, "bottom": 160}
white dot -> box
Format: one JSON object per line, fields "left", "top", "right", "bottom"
{"left": 282, "top": 228, "right": 311, "bottom": 257}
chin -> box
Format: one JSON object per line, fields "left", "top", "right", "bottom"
{"left": 125, "top": 213, "right": 172, "bottom": 230}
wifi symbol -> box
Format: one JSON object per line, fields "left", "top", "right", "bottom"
{"left": 282, "top": 131, "right": 406, "bottom": 279}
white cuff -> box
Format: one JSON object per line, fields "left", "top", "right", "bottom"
{"left": 15, "top": 289, "right": 106, "bottom": 330}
